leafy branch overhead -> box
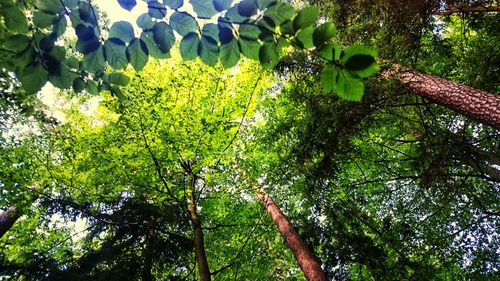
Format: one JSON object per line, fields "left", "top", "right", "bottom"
{"left": 0, "top": 0, "right": 378, "bottom": 100}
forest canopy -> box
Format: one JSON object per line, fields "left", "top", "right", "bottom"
{"left": 0, "top": 0, "right": 499, "bottom": 280}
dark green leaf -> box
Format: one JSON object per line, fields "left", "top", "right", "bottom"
{"left": 109, "top": 21, "right": 135, "bottom": 43}
{"left": 104, "top": 39, "right": 128, "bottom": 69}
{"left": 49, "top": 64, "right": 75, "bottom": 89}
{"left": 85, "top": 80, "right": 99, "bottom": 95}
{"left": 237, "top": 0, "right": 258, "bottom": 17}
{"left": 259, "top": 42, "right": 278, "bottom": 68}
{"left": 36, "top": 0, "right": 62, "bottom": 14}
{"left": 280, "top": 20, "right": 295, "bottom": 36}
{"left": 137, "top": 13, "right": 155, "bottom": 30}
{"left": 296, "top": 26, "right": 314, "bottom": 49}
{"left": 4, "top": 6, "right": 28, "bottom": 33}
{"left": 153, "top": 22, "right": 175, "bottom": 53}
{"left": 198, "top": 36, "right": 219, "bottom": 66}
{"left": 127, "top": 38, "right": 149, "bottom": 70}
{"left": 341, "top": 44, "right": 378, "bottom": 78}
{"left": 78, "top": 1, "right": 97, "bottom": 25}
{"left": 83, "top": 47, "right": 105, "bottom": 72}
{"left": 118, "top": 0, "right": 137, "bottom": 11}
{"left": 220, "top": 38, "right": 240, "bottom": 68}
{"left": 180, "top": 32, "right": 200, "bottom": 60}
{"left": 72, "top": 77, "right": 86, "bottom": 93}
{"left": 170, "top": 12, "right": 198, "bottom": 36}
{"left": 33, "top": 12, "right": 56, "bottom": 28}
{"left": 239, "top": 38, "right": 260, "bottom": 60}
{"left": 53, "top": 15, "right": 67, "bottom": 37}
{"left": 313, "top": 22, "right": 336, "bottom": 47}
{"left": 107, "top": 72, "right": 130, "bottom": 86}
{"left": 239, "top": 24, "right": 260, "bottom": 40}
{"left": 164, "top": 0, "right": 183, "bottom": 9}
{"left": 148, "top": 1, "right": 167, "bottom": 19}
{"left": 4, "top": 35, "right": 30, "bottom": 52}
{"left": 293, "top": 6, "right": 319, "bottom": 30}
{"left": 191, "top": 0, "right": 218, "bottom": 19}
{"left": 18, "top": 64, "right": 49, "bottom": 93}
{"left": 140, "top": 31, "right": 170, "bottom": 59}
{"left": 264, "top": 2, "right": 294, "bottom": 26}
{"left": 213, "top": 0, "right": 232, "bottom": 11}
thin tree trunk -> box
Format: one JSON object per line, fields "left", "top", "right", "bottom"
{"left": 0, "top": 207, "right": 20, "bottom": 238}
{"left": 255, "top": 189, "right": 328, "bottom": 281}
{"left": 382, "top": 66, "right": 500, "bottom": 129}
{"left": 187, "top": 176, "right": 211, "bottom": 281}
{"left": 435, "top": 6, "right": 500, "bottom": 16}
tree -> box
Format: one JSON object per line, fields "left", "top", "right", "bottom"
{"left": 0, "top": 207, "right": 20, "bottom": 238}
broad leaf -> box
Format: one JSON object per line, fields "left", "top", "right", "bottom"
{"left": 83, "top": 47, "right": 106, "bottom": 72}
{"left": 164, "top": 0, "right": 183, "bottom": 9}
{"left": 107, "top": 72, "right": 130, "bottom": 86}
{"left": 198, "top": 36, "right": 219, "bottom": 66}
{"left": 320, "top": 64, "right": 338, "bottom": 93}
{"left": 313, "top": 22, "right": 336, "bottom": 47}
{"left": 335, "top": 69, "right": 365, "bottom": 101}
{"left": 127, "top": 38, "right": 149, "bottom": 70}
{"left": 220, "top": 38, "right": 240, "bottom": 68}
{"left": 180, "top": 33, "right": 200, "bottom": 60}
{"left": 140, "top": 31, "right": 170, "bottom": 59}
{"left": 293, "top": 6, "right": 319, "bottom": 30}
{"left": 170, "top": 12, "right": 198, "bottom": 36}
{"left": 341, "top": 44, "right": 378, "bottom": 78}
{"left": 213, "top": 0, "right": 233, "bottom": 11}
{"left": 137, "top": 13, "right": 155, "bottom": 29}
{"left": 153, "top": 22, "right": 175, "bottom": 53}
{"left": 109, "top": 21, "right": 135, "bottom": 43}
{"left": 117, "top": 0, "right": 137, "bottom": 11}
{"left": 239, "top": 38, "right": 260, "bottom": 60}
{"left": 191, "top": 0, "right": 218, "bottom": 19}
{"left": 36, "top": 0, "right": 62, "bottom": 14}
{"left": 33, "top": 12, "right": 56, "bottom": 28}
{"left": 148, "top": 1, "right": 167, "bottom": 19}
{"left": 4, "top": 6, "right": 28, "bottom": 33}
{"left": 104, "top": 39, "right": 128, "bottom": 69}
{"left": 259, "top": 42, "right": 278, "bottom": 69}
{"left": 318, "top": 43, "right": 341, "bottom": 62}
{"left": 296, "top": 26, "right": 314, "bottom": 49}
{"left": 18, "top": 64, "right": 49, "bottom": 93}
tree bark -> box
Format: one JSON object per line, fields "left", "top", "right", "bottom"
{"left": 382, "top": 66, "right": 500, "bottom": 129}
{"left": 0, "top": 207, "right": 20, "bottom": 238}
{"left": 435, "top": 6, "right": 500, "bottom": 16}
{"left": 256, "top": 189, "right": 328, "bottom": 281}
{"left": 187, "top": 176, "right": 211, "bottom": 281}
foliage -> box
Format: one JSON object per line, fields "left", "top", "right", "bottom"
{"left": 0, "top": 0, "right": 378, "bottom": 105}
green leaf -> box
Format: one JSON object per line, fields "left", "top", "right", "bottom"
{"left": 264, "top": 2, "right": 294, "bottom": 26}
{"left": 104, "top": 39, "right": 128, "bottom": 69}
{"left": 280, "top": 20, "right": 295, "bottom": 36}
{"left": 53, "top": 15, "right": 67, "bottom": 37}
{"left": 198, "top": 36, "right": 219, "bottom": 66}
{"left": 140, "top": 31, "right": 170, "bottom": 59}
{"left": 4, "top": 6, "right": 28, "bottom": 33}
{"left": 49, "top": 64, "right": 75, "bottom": 89}
{"left": 293, "top": 6, "right": 319, "bottom": 30}
{"left": 109, "top": 21, "right": 135, "bottom": 43}
{"left": 202, "top": 23, "right": 220, "bottom": 44}
{"left": 336, "top": 69, "right": 364, "bottom": 101}
{"left": 191, "top": 0, "right": 218, "bottom": 19}
{"left": 180, "top": 32, "right": 200, "bottom": 60}
{"left": 257, "top": 0, "right": 277, "bottom": 9}
{"left": 127, "top": 38, "right": 149, "bottom": 70}
{"left": 137, "top": 13, "right": 155, "bottom": 30}
{"left": 36, "top": 0, "right": 62, "bottom": 14}
{"left": 107, "top": 73, "right": 130, "bottom": 86}
{"left": 318, "top": 43, "right": 341, "bottom": 62}
{"left": 109, "top": 85, "right": 126, "bottom": 99}
{"left": 296, "top": 26, "right": 314, "bottom": 49}
{"left": 341, "top": 44, "right": 378, "bottom": 78}
{"left": 213, "top": 0, "right": 233, "bottom": 11}
{"left": 72, "top": 77, "right": 86, "bottom": 93}
{"left": 313, "top": 22, "right": 336, "bottom": 47}
{"left": 4, "top": 35, "right": 30, "bottom": 52}
{"left": 66, "top": 56, "right": 80, "bottom": 69}
{"left": 85, "top": 80, "right": 99, "bottom": 95}
{"left": 83, "top": 47, "right": 105, "bottom": 72}
{"left": 153, "top": 22, "right": 175, "bottom": 53}
{"left": 148, "top": 1, "right": 167, "bottom": 19}
{"left": 33, "top": 11, "right": 56, "bottom": 28}
{"left": 259, "top": 42, "right": 278, "bottom": 69}
{"left": 320, "top": 64, "right": 338, "bottom": 93}
{"left": 238, "top": 38, "right": 260, "bottom": 60}
{"left": 170, "top": 12, "right": 198, "bottom": 36}
{"left": 239, "top": 25, "right": 260, "bottom": 40}
{"left": 220, "top": 38, "right": 240, "bottom": 68}
{"left": 164, "top": 0, "right": 183, "bottom": 9}
{"left": 18, "top": 64, "right": 49, "bottom": 93}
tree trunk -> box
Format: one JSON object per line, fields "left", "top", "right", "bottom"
{"left": 187, "top": 176, "right": 211, "bottom": 281}
{"left": 0, "top": 207, "right": 20, "bottom": 238}
{"left": 382, "top": 66, "right": 500, "bottom": 129}
{"left": 435, "top": 6, "right": 500, "bottom": 16}
{"left": 256, "top": 189, "right": 328, "bottom": 281}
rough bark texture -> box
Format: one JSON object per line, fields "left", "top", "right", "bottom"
{"left": 435, "top": 5, "right": 500, "bottom": 16}
{"left": 256, "top": 190, "right": 327, "bottom": 281}
{"left": 187, "top": 177, "right": 211, "bottom": 281}
{"left": 0, "top": 207, "right": 20, "bottom": 238}
{"left": 383, "top": 66, "right": 500, "bottom": 129}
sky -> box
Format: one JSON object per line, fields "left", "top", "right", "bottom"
{"left": 94, "top": 0, "right": 148, "bottom": 29}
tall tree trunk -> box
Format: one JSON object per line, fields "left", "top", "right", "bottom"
{"left": 383, "top": 66, "right": 500, "bottom": 129}
{"left": 187, "top": 176, "right": 211, "bottom": 281}
{"left": 255, "top": 189, "right": 328, "bottom": 281}
{"left": 0, "top": 207, "right": 20, "bottom": 238}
